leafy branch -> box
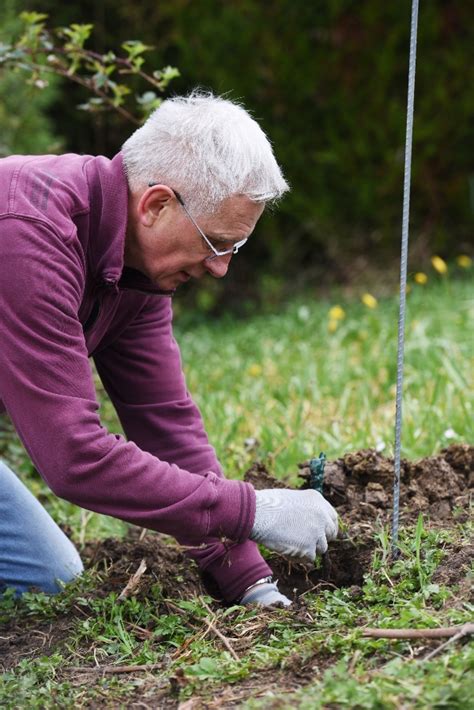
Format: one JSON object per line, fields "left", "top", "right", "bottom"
{"left": 0, "top": 12, "right": 180, "bottom": 125}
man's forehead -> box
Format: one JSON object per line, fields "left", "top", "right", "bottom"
{"left": 213, "top": 195, "right": 265, "bottom": 222}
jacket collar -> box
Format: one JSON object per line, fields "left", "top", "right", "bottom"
{"left": 85, "top": 152, "right": 173, "bottom": 296}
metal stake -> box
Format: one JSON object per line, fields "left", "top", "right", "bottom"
{"left": 392, "top": 0, "right": 419, "bottom": 556}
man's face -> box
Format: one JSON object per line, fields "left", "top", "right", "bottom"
{"left": 126, "top": 186, "right": 264, "bottom": 291}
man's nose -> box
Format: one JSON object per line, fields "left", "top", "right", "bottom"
{"left": 204, "top": 253, "right": 233, "bottom": 278}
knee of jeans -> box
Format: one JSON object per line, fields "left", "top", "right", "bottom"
{"left": 0, "top": 547, "right": 84, "bottom": 597}
{"left": 47, "top": 543, "right": 84, "bottom": 594}
{"left": 22, "top": 541, "right": 85, "bottom": 596}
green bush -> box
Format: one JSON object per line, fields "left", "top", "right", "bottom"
{"left": 0, "top": 0, "right": 61, "bottom": 155}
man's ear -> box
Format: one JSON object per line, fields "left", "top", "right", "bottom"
{"left": 137, "top": 184, "right": 175, "bottom": 227}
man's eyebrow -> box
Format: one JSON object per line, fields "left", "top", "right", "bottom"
{"left": 206, "top": 233, "right": 243, "bottom": 244}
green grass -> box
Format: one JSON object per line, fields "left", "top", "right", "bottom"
{"left": 1, "top": 519, "right": 472, "bottom": 708}
{"left": 1, "top": 273, "right": 473, "bottom": 707}
{"left": 178, "top": 276, "right": 472, "bottom": 481}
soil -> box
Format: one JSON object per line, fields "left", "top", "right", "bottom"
{"left": 245, "top": 443, "right": 473, "bottom": 597}
{"left": 1, "top": 443, "right": 472, "bottom": 704}
{"left": 85, "top": 533, "right": 206, "bottom": 602}
{"left": 79, "top": 443, "right": 473, "bottom": 604}
{"left": 79, "top": 444, "right": 472, "bottom": 606}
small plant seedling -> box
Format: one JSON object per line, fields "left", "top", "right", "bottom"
{"left": 309, "top": 452, "right": 326, "bottom": 493}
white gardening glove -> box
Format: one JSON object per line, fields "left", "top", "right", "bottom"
{"left": 250, "top": 488, "right": 338, "bottom": 562}
{"left": 240, "top": 578, "right": 292, "bottom": 607}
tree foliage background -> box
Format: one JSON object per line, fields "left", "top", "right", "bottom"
{"left": 1, "top": 0, "right": 472, "bottom": 306}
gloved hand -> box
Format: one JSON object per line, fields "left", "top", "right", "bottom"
{"left": 250, "top": 488, "right": 338, "bottom": 562}
{"left": 240, "top": 577, "right": 292, "bottom": 607}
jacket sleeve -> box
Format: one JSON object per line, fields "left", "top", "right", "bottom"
{"left": 93, "top": 293, "right": 272, "bottom": 602}
{"left": 93, "top": 295, "right": 223, "bottom": 479}
{"left": 0, "top": 218, "right": 255, "bottom": 543}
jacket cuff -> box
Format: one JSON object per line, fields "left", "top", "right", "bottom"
{"left": 204, "top": 539, "right": 272, "bottom": 602}
{"left": 208, "top": 477, "right": 256, "bottom": 542}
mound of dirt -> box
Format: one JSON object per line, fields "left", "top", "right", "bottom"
{"left": 298, "top": 443, "right": 473, "bottom": 528}
{"left": 243, "top": 444, "right": 472, "bottom": 526}
{"left": 310, "top": 443, "right": 469, "bottom": 517}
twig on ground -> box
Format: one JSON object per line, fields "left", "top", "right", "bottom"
{"left": 380, "top": 567, "right": 395, "bottom": 588}
{"left": 423, "top": 624, "right": 474, "bottom": 661}
{"left": 118, "top": 558, "right": 147, "bottom": 600}
{"left": 348, "top": 649, "right": 362, "bottom": 674}
{"left": 203, "top": 615, "right": 239, "bottom": 661}
{"left": 300, "top": 580, "right": 339, "bottom": 596}
{"left": 201, "top": 601, "right": 240, "bottom": 661}
{"left": 64, "top": 662, "right": 164, "bottom": 674}
{"left": 362, "top": 623, "right": 474, "bottom": 640}
{"left": 170, "top": 630, "right": 203, "bottom": 660}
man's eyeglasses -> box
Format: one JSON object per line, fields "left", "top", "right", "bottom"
{"left": 148, "top": 182, "right": 248, "bottom": 259}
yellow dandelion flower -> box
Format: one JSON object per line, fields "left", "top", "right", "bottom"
{"left": 431, "top": 255, "right": 448, "bottom": 274}
{"left": 328, "top": 305, "right": 346, "bottom": 321}
{"left": 328, "top": 319, "right": 339, "bottom": 333}
{"left": 414, "top": 272, "right": 428, "bottom": 285}
{"left": 361, "top": 293, "right": 378, "bottom": 309}
{"left": 457, "top": 254, "right": 472, "bottom": 268}
{"left": 248, "top": 363, "right": 262, "bottom": 377}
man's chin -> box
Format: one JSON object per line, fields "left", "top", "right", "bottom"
{"left": 154, "top": 272, "right": 191, "bottom": 290}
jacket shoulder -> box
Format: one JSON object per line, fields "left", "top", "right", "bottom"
{"left": 0, "top": 154, "right": 93, "bottom": 238}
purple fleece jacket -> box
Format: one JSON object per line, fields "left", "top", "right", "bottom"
{"left": 0, "top": 152, "right": 271, "bottom": 600}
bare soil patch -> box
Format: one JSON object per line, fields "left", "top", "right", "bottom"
{"left": 85, "top": 532, "right": 206, "bottom": 601}
{"left": 0, "top": 615, "right": 74, "bottom": 672}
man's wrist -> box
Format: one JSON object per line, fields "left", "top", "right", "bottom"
{"left": 237, "top": 575, "right": 273, "bottom": 603}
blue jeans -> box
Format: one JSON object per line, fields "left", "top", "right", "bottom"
{"left": 0, "top": 460, "right": 83, "bottom": 595}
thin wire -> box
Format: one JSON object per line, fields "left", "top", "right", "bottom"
{"left": 392, "top": 0, "right": 419, "bottom": 556}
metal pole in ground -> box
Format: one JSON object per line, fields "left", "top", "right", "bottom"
{"left": 392, "top": 0, "right": 419, "bottom": 556}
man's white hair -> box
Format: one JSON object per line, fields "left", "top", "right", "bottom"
{"left": 122, "top": 90, "right": 289, "bottom": 214}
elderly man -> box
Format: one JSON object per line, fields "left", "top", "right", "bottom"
{"left": 0, "top": 92, "right": 338, "bottom": 607}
